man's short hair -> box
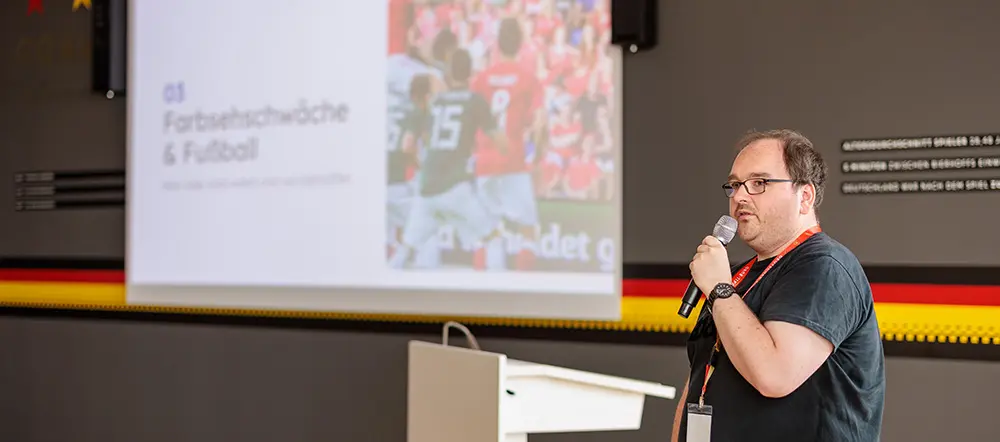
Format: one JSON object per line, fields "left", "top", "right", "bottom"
{"left": 409, "top": 74, "right": 431, "bottom": 101}
{"left": 431, "top": 29, "right": 459, "bottom": 64}
{"left": 449, "top": 48, "right": 473, "bottom": 83}
{"left": 498, "top": 17, "right": 523, "bottom": 58}
{"left": 736, "top": 129, "right": 828, "bottom": 209}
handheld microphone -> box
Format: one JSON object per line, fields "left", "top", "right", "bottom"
{"left": 677, "top": 215, "right": 738, "bottom": 318}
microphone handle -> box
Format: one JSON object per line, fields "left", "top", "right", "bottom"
{"left": 677, "top": 279, "right": 701, "bottom": 318}
{"left": 677, "top": 233, "right": 733, "bottom": 318}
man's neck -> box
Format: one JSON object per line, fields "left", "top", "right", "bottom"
{"left": 756, "top": 217, "right": 819, "bottom": 260}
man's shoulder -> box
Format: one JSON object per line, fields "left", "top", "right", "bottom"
{"left": 788, "top": 232, "right": 866, "bottom": 277}
{"left": 437, "top": 89, "right": 475, "bottom": 104}
{"left": 773, "top": 232, "right": 875, "bottom": 313}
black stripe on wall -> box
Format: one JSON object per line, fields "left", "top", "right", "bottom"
{"left": 4, "top": 257, "right": 1000, "bottom": 285}
{"left": 0, "top": 256, "right": 125, "bottom": 270}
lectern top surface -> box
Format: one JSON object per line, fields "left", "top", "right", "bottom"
{"left": 506, "top": 359, "right": 675, "bottom": 399}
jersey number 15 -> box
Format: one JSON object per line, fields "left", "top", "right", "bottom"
{"left": 429, "top": 104, "right": 463, "bottom": 151}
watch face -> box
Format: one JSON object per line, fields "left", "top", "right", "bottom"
{"left": 714, "top": 284, "right": 735, "bottom": 298}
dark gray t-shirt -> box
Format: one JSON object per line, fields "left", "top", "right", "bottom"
{"left": 678, "top": 232, "right": 886, "bottom": 442}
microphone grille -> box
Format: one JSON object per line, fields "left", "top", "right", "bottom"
{"left": 713, "top": 215, "right": 738, "bottom": 245}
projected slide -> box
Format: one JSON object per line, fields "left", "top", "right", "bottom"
{"left": 127, "top": 0, "right": 622, "bottom": 320}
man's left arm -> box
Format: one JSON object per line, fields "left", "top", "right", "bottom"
{"left": 691, "top": 238, "right": 862, "bottom": 398}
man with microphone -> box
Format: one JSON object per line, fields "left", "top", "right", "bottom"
{"left": 672, "top": 129, "right": 886, "bottom": 442}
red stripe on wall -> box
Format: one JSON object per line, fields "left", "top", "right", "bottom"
{"left": 0, "top": 269, "right": 125, "bottom": 283}
{"left": 623, "top": 279, "right": 691, "bottom": 297}
{"left": 623, "top": 278, "right": 1000, "bottom": 306}
{"left": 2, "top": 271, "right": 1000, "bottom": 307}
{"left": 869, "top": 283, "right": 1000, "bottom": 306}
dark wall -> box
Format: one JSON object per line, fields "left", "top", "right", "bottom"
{"left": 1, "top": 315, "right": 999, "bottom": 442}
{"left": 2, "top": 1, "right": 1000, "bottom": 441}
{"left": 620, "top": 1, "right": 1000, "bottom": 265}
{"left": 0, "top": 2, "right": 124, "bottom": 258}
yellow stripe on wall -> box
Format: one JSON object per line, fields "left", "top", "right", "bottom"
{"left": 1, "top": 282, "right": 999, "bottom": 343}
{"left": 873, "top": 303, "right": 1000, "bottom": 344}
{"left": 0, "top": 282, "right": 124, "bottom": 305}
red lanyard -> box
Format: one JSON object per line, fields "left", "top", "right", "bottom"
{"left": 697, "top": 225, "right": 821, "bottom": 406}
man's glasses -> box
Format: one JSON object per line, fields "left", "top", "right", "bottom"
{"left": 722, "top": 178, "right": 796, "bottom": 197}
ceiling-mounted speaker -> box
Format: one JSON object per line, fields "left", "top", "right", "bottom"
{"left": 611, "top": 0, "right": 657, "bottom": 53}
{"left": 92, "top": 0, "right": 126, "bottom": 98}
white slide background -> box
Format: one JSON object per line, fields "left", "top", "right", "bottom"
{"left": 126, "top": 0, "right": 622, "bottom": 320}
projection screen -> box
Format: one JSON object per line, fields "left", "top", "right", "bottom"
{"left": 126, "top": 0, "right": 623, "bottom": 320}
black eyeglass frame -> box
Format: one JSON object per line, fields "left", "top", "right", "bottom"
{"left": 722, "top": 178, "right": 797, "bottom": 197}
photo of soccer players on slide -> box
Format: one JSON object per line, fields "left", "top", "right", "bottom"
{"left": 386, "top": 0, "right": 617, "bottom": 273}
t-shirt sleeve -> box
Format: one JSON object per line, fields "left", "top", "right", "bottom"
{"left": 758, "top": 254, "right": 864, "bottom": 350}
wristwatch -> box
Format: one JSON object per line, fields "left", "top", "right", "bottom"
{"left": 707, "top": 282, "right": 737, "bottom": 311}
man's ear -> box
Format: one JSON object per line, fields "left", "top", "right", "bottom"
{"left": 799, "top": 183, "right": 816, "bottom": 214}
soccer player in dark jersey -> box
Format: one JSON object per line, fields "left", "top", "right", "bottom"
{"left": 470, "top": 17, "right": 547, "bottom": 271}
{"left": 385, "top": 25, "right": 459, "bottom": 265}
{"left": 386, "top": 74, "right": 432, "bottom": 260}
{"left": 388, "top": 49, "right": 510, "bottom": 270}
